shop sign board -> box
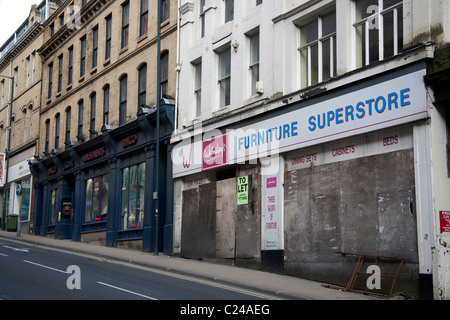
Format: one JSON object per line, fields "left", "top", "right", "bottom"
{"left": 440, "top": 211, "right": 450, "bottom": 233}
{"left": 202, "top": 133, "right": 228, "bottom": 171}
{"left": 237, "top": 176, "right": 248, "bottom": 205}
{"left": 173, "top": 68, "right": 427, "bottom": 178}
{"left": 262, "top": 175, "right": 281, "bottom": 250}
{"left": 0, "top": 153, "right": 5, "bottom": 186}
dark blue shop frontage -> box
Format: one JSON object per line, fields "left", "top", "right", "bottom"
{"left": 29, "top": 103, "right": 175, "bottom": 254}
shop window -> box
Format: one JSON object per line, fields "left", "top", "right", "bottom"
{"left": 85, "top": 174, "right": 109, "bottom": 223}
{"left": 19, "top": 178, "right": 31, "bottom": 222}
{"left": 120, "top": 163, "right": 146, "bottom": 230}
{"left": 50, "top": 189, "right": 59, "bottom": 225}
{"left": 298, "top": 11, "right": 336, "bottom": 88}
{"left": 353, "top": 0, "right": 403, "bottom": 68}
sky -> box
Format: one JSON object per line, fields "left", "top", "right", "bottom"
{"left": 0, "top": 0, "right": 41, "bottom": 47}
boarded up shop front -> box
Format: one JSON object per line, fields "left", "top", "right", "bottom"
{"left": 180, "top": 170, "right": 261, "bottom": 267}
{"left": 173, "top": 63, "right": 428, "bottom": 296}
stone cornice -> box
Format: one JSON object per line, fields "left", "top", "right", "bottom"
{"left": 38, "top": 0, "right": 111, "bottom": 58}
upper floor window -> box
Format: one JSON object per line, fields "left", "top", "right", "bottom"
{"left": 218, "top": 47, "right": 231, "bottom": 108}
{"left": 90, "top": 93, "right": 97, "bottom": 139}
{"left": 160, "top": 0, "right": 170, "bottom": 22}
{"left": 353, "top": 0, "right": 403, "bottom": 68}
{"left": 68, "top": 46, "right": 73, "bottom": 85}
{"left": 45, "top": 119, "right": 50, "bottom": 155}
{"left": 103, "top": 85, "right": 110, "bottom": 125}
{"left": 121, "top": 1, "right": 130, "bottom": 49}
{"left": 80, "top": 36, "right": 86, "bottom": 77}
{"left": 160, "top": 52, "right": 169, "bottom": 96}
{"left": 199, "top": 0, "right": 206, "bottom": 38}
{"left": 224, "top": 0, "right": 234, "bottom": 23}
{"left": 105, "top": 15, "right": 112, "bottom": 60}
{"left": 13, "top": 67, "right": 18, "bottom": 97}
{"left": 58, "top": 54, "right": 63, "bottom": 93}
{"left": 138, "top": 64, "right": 147, "bottom": 108}
{"left": 77, "top": 100, "right": 84, "bottom": 142}
{"left": 48, "top": 63, "right": 53, "bottom": 99}
{"left": 119, "top": 75, "right": 128, "bottom": 125}
{"left": 65, "top": 107, "right": 71, "bottom": 149}
{"left": 140, "top": 0, "right": 149, "bottom": 36}
{"left": 54, "top": 113, "right": 60, "bottom": 150}
{"left": 298, "top": 11, "right": 336, "bottom": 88}
{"left": 248, "top": 32, "right": 260, "bottom": 96}
{"left": 92, "top": 26, "right": 99, "bottom": 69}
{"left": 193, "top": 61, "right": 202, "bottom": 118}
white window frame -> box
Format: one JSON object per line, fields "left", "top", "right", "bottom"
{"left": 193, "top": 61, "right": 202, "bottom": 118}
{"left": 217, "top": 47, "right": 231, "bottom": 108}
{"left": 352, "top": 0, "right": 403, "bottom": 69}
{"left": 298, "top": 13, "right": 336, "bottom": 89}
{"left": 199, "top": 0, "right": 206, "bottom": 38}
{"left": 248, "top": 31, "right": 260, "bottom": 97}
{"left": 223, "top": 0, "right": 234, "bottom": 24}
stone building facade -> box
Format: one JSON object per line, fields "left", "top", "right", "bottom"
{"left": 0, "top": 1, "right": 54, "bottom": 233}
{"left": 29, "top": 0, "right": 178, "bottom": 253}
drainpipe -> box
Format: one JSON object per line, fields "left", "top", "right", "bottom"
{"left": 154, "top": 0, "right": 162, "bottom": 255}
{"left": 174, "top": 0, "right": 181, "bottom": 134}
{"left": 1, "top": 72, "right": 14, "bottom": 234}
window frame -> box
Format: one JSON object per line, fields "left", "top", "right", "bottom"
{"left": 121, "top": 1, "right": 130, "bottom": 49}
{"left": 352, "top": 0, "right": 403, "bottom": 69}
{"left": 218, "top": 47, "right": 231, "bottom": 108}
{"left": 298, "top": 11, "right": 337, "bottom": 88}
{"left": 193, "top": 61, "right": 202, "bottom": 118}
{"left": 119, "top": 75, "right": 128, "bottom": 125}
{"left": 140, "top": 0, "right": 149, "bottom": 36}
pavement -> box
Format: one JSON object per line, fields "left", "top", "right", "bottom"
{"left": 0, "top": 229, "right": 382, "bottom": 300}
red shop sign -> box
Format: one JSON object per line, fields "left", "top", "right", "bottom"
{"left": 440, "top": 211, "right": 450, "bottom": 233}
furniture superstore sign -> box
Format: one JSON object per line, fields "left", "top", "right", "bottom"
{"left": 173, "top": 68, "right": 427, "bottom": 178}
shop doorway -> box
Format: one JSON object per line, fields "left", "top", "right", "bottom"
{"left": 181, "top": 174, "right": 261, "bottom": 263}
{"left": 55, "top": 176, "right": 75, "bottom": 240}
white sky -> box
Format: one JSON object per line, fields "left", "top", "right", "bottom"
{"left": 0, "top": 0, "right": 41, "bottom": 46}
